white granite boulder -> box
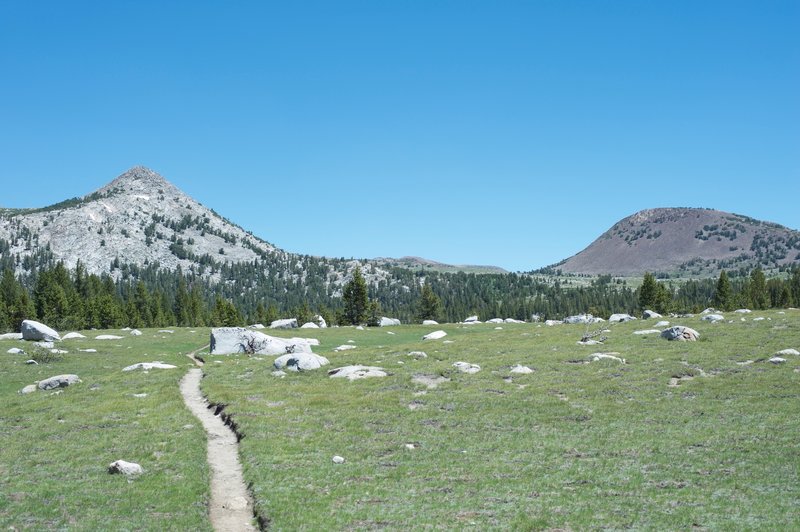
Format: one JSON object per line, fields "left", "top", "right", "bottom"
{"left": 129, "top": 329, "right": 143, "bottom": 336}
{"left": 504, "top": 318, "right": 525, "bottom": 324}
{"left": 422, "top": 320, "right": 439, "bottom": 325}
{"left": 122, "top": 362, "right": 177, "bottom": 371}
{"left": 328, "top": 365, "right": 387, "bottom": 380}
{"left": 564, "top": 314, "right": 601, "bottom": 324}
{"left": 21, "top": 320, "right": 61, "bottom": 342}
{"left": 300, "top": 322, "right": 320, "bottom": 329}
{"left": 734, "top": 309, "right": 752, "bottom": 314}
{"left": 545, "top": 320, "right": 563, "bottom": 326}
{"left": 108, "top": 460, "right": 144, "bottom": 476}
{"left": 702, "top": 314, "right": 725, "bottom": 322}
{"left": 38, "top": 374, "right": 81, "bottom": 390}
{"left": 609, "top": 313, "right": 636, "bottom": 323}
{"left": 510, "top": 364, "right": 534, "bottom": 374}
{"left": 210, "top": 328, "right": 313, "bottom": 355}
{"left": 633, "top": 329, "right": 662, "bottom": 335}
{"left": 464, "top": 315, "right": 479, "bottom": 323}
{"left": 642, "top": 310, "right": 662, "bottom": 319}
{"left": 453, "top": 361, "right": 481, "bottom": 374}
{"left": 589, "top": 353, "right": 625, "bottom": 363}
{"left": 95, "top": 334, "right": 123, "bottom": 340}
{"left": 661, "top": 326, "right": 700, "bottom": 341}
{"left": 486, "top": 318, "right": 504, "bottom": 324}
{"left": 19, "top": 384, "right": 37, "bottom": 394}
{"left": 249, "top": 323, "right": 265, "bottom": 329}
{"left": 379, "top": 317, "right": 401, "bottom": 327}
{"left": 776, "top": 349, "right": 799, "bottom": 356}
{"left": 7, "top": 347, "right": 25, "bottom": 354}
{"left": 655, "top": 321, "right": 670, "bottom": 328}
{"left": 62, "top": 332, "right": 86, "bottom": 340}
{"left": 270, "top": 318, "right": 298, "bottom": 329}
{"left": 0, "top": 332, "right": 23, "bottom": 340}
{"left": 423, "top": 330, "right": 447, "bottom": 340}
{"left": 273, "top": 353, "right": 330, "bottom": 371}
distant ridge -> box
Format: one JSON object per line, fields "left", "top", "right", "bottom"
{"left": 551, "top": 207, "right": 800, "bottom": 276}
{"left": 375, "top": 256, "right": 508, "bottom": 274}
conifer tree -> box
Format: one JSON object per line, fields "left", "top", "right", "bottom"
{"left": 638, "top": 272, "right": 658, "bottom": 310}
{"left": 749, "top": 267, "right": 768, "bottom": 310}
{"left": 416, "top": 281, "right": 442, "bottom": 322}
{"left": 713, "top": 270, "right": 732, "bottom": 311}
{"left": 342, "top": 267, "right": 368, "bottom": 325}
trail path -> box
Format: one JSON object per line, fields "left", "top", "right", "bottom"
{"left": 181, "top": 346, "right": 257, "bottom": 531}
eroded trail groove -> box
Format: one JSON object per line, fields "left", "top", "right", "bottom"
{"left": 180, "top": 366, "right": 257, "bottom": 531}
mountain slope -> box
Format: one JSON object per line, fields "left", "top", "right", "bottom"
{"left": 553, "top": 208, "right": 800, "bottom": 276}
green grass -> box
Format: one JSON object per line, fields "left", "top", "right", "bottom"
{"left": 0, "top": 329, "right": 212, "bottom": 531}
{"left": 200, "top": 313, "right": 800, "bottom": 530}
{"left": 2, "top": 315, "right": 799, "bottom": 530}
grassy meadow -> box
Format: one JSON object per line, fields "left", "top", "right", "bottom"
{"left": 2, "top": 312, "right": 799, "bottom": 530}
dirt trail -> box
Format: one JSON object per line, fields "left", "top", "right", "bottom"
{"left": 181, "top": 346, "right": 257, "bottom": 531}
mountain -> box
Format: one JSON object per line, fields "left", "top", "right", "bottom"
{"left": 374, "top": 256, "right": 508, "bottom": 275}
{"left": 551, "top": 208, "right": 800, "bottom": 277}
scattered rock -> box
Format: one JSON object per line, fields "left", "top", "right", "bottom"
{"left": 0, "top": 332, "right": 23, "bottom": 340}
{"left": 422, "top": 320, "right": 439, "bottom": 325}
{"left": 108, "top": 460, "right": 144, "bottom": 476}
{"left": 61, "top": 332, "right": 86, "bottom": 340}
{"left": 78, "top": 348, "right": 97, "bottom": 353}
{"left": 545, "top": 320, "right": 563, "bottom": 326}
{"left": 486, "top": 318, "right": 504, "bottom": 324}
{"left": 332, "top": 455, "right": 345, "bottom": 464}
{"left": 504, "top": 318, "right": 525, "bottom": 324}
{"left": 633, "top": 329, "right": 662, "bottom": 335}
{"left": 734, "top": 309, "right": 752, "bottom": 314}
{"left": 249, "top": 323, "right": 265, "bottom": 329}
{"left": 769, "top": 357, "right": 786, "bottom": 364}
{"left": 609, "top": 313, "right": 636, "bottom": 323}
{"left": 19, "top": 384, "right": 37, "bottom": 394}
{"left": 379, "top": 317, "right": 401, "bottom": 327}
{"left": 129, "top": 329, "right": 142, "bottom": 336}
{"left": 453, "top": 361, "right": 481, "bottom": 374}
{"left": 7, "top": 347, "right": 25, "bottom": 354}
{"left": 210, "top": 328, "right": 314, "bottom": 355}
{"left": 661, "top": 326, "right": 700, "bottom": 341}
{"left": 577, "top": 339, "right": 603, "bottom": 346}
{"left": 38, "top": 374, "right": 81, "bottom": 390}
{"left": 423, "top": 330, "right": 447, "bottom": 341}
{"left": 405, "top": 443, "right": 418, "bottom": 450}
{"left": 123, "top": 362, "right": 178, "bottom": 371}
{"left": 510, "top": 364, "right": 534, "bottom": 374}
{"left": 96, "top": 334, "right": 123, "bottom": 340}
{"left": 412, "top": 374, "right": 450, "bottom": 388}
{"left": 300, "top": 322, "right": 320, "bottom": 329}
{"left": 776, "top": 349, "right": 799, "bottom": 356}
{"left": 132, "top": 393, "right": 148, "bottom": 398}
{"left": 328, "top": 365, "right": 387, "bottom": 380}
{"left": 21, "top": 320, "right": 61, "bottom": 342}
{"left": 655, "top": 321, "right": 670, "bottom": 328}
{"left": 564, "top": 314, "right": 603, "bottom": 324}
{"left": 589, "top": 352, "right": 625, "bottom": 363}
{"left": 270, "top": 318, "right": 298, "bottom": 329}
{"left": 408, "top": 351, "right": 428, "bottom": 359}
{"left": 643, "top": 310, "right": 662, "bottom": 319}
{"left": 702, "top": 314, "right": 725, "bottom": 322}
{"left": 271, "top": 370, "right": 287, "bottom": 378}
{"left": 464, "top": 315, "right": 479, "bottom": 323}
{"left": 50, "top": 349, "right": 68, "bottom": 354}
{"left": 701, "top": 308, "right": 717, "bottom": 314}
{"left": 752, "top": 317, "right": 765, "bottom": 321}
{"left": 273, "top": 353, "right": 330, "bottom": 371}
{"left": 25, "top": 359, "right": 38, "bottom": 365}
{"left": 333, "top": 345, "right": 357, "bottom": 352}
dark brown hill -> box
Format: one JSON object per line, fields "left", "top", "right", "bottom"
{"left": 553, "top": 208, "right": 800, "bottom": 277}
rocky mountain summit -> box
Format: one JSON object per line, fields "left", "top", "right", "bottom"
{"left": 553, "top": 208, "right": 800, "bottom": 276}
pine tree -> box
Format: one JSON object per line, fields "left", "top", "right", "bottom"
{"left": 749, "top": 267, "right": 768, "bottom": 310}
{"left": 713, "top": 270, "right": 732, "bottom": 311}
{"left": 638, "top": 272, "right": 658, "bottom": 310}
{"left": 416, "top": 281, "right": 442, "bottom": 322}
{"left": 342, "top": 267, "right": 368, "bottom": 325}
{"left": 790, "top": 268, "right": 800, "bottom": 308}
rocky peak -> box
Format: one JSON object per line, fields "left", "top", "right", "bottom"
{"left": 92, "top": 166, "right": 180, "bottom": 198}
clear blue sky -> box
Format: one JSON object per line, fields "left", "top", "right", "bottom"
{"left": 1, "top": 1, "right": 798, "bottom": 272}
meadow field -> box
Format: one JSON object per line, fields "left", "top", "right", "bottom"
{"left": 2, "top": 311, "right": 799, "bottom": 530}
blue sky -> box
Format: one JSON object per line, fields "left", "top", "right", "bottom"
{"left": 1, "top": 1, "right": 797, "bottom": 272}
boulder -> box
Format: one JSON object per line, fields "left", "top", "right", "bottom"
{"left": 504, "top": 318, "right": 525, "bottom": 324}
{"left": 702, "top": 314, "right": 725, "bottom": 323}
{"left": 642, "top": 310, "right": 662, "bottom": 319}
{"left": 249, "top": 323, "right": 265, "bottom": 329}
{"left": 545, "top": 320, "right": 563, "bottom": 326}
{"left": 633, "top": 329, "right": 662, "bottom": 335}
{"left": 510, "top": 364, "right": 534, "bottom": 374}
{"left": 701, "top": 308, "right": 717, "bottom": 314}
{"left": 564, "top": 314, "right": 601, "bottom": 324}
{"left": 407, "top": 351, "right": 428, "bottom": 359}
{"left": 487, "top": 318, "right": 504, "bottom": 324}
{"left": 332, "top": 455, "right": 346, "bottom": 464}
{"left": 21, "top": 320, "right": 61, "bottom": 342}
{"left": 776, "top": 349, "right": 799, "bottom": 356}
{"left": 769, "top": 357, "right": 786, "bottom": 364}
{"left": 328, "top": 365, "right": 387, "bottom": 380}
{"left": 210, "top": 328, "right": 313, "bottom": 355}
{"left": 0, "top": 332, "right": 23, "bottom": 340}
{"left": 36, "top": 341, "right": 54, "bottom": 349}
{"left": 464, "top": 315, "right": 479, "bottom": 323}
{"left": 734, "top": 309, "right": 752, "bottom": 314}
{"left": 19, "top": 384, "right": 37, "bottom": 394}
{"left": 453, "top": 361, "right": 481, "bottom": 374}
{"left": 273, "top": 353, "right": 330, "bottom": 371}
{"left": 661, "top": 326, "right": 700, "bottom": 341}
{"left": 589, "top": 353, "right": 625, "bottom": 363}
{"left": 61, "top": 332, "right": 86, "bottom": 340}
{"left": 422, "top": 330, "right": 447, "bottom": 341}
{"left": 379, "top": 317, "right": 401, "bottom": 327}
{"left": 422, "top": 320, "right": 439, "bottom": 325}
{"left": 7, "top": 347, "right": 25, "bottom": 354}
{"left": 314, "top": 315, "right": 328, "bottom": 328}
{"left": 38, "top": 374, "right": 81, "bottom": 391}
{"left": 300, "top": 322, "right": 320, "bottom": 329}
{"left": 122, "top": 362, "right": 178, "bottom": 371}
{"left": 95, "top": 335, "right": 123, "bottom": 340}
{"left": 609, "top": 314, "right": 636, "bottom": 323}
{"left": 270, "top": 318, "right": 298, "bottom": 329}
{"left": 108, "top": 460, "right": 144, "bottom": 476}
{"left": 129, "top": 329, "right": 143, "bottom": 336}
{"left": 655, "top": 321, "right": 670, "bottom": 328}
{"left": 333, "top": 344, "right": 357, "bottom": 352}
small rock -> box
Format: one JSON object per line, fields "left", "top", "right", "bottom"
{"left": 122, "top": 362, "right": 177, "bottom": 372}
{"left": 464, "top": 315, "right": 480, "bottom": 323}
{"left": 769, "top": 357, "right": 786, "bottom": 364}
{"left": 545, "top": 320, "right": 563, "bottom": 326}
{"left": 96, "top": 335, "right": 123, "bottom": 340}
{"left": 609, "top": 313, "right": 636, "bottom": 323}
{"left": 328, "top": 365, "right": 387, "bottom": 380}
{"left": 78, "top": 348, "right": 97, "bottom": 353}
{"left": 355, "top": 325, "right": 365, "bottom": 330}
{"left": 271, "top": 370, "right": 287, "bottom": 378}
{"left": 702, "top": 314, "right": 725, "bottom": 323}
{"left": 379, "top": 317, "right": 401, "bottom": 327}
{"left": 108, "top": 460, "right": 144, "bottom": 476}
{"left": 332, "top": 455, "right": 345, "bottom": 464}
{"left": 25, "top": 359, "right": 38, "bottom": 365}
{"left": 270, "top": 318, "right": 298, "bottom": 329}
{"left": 510, "top": 364, "right": 534, "bottom": 374}
{"left": 132, "top": 393, "right": 148, "bottom": 398}
{"left": 405, "top": 443, "right": 418, "bottom": 450}
{"left": 38, "top": 374, "right": 81, "bottom": 390}
{"left": 776, "top": 349, "right": 799, "bottom": 356}
{"left": 19, "top": 384, "right": 37, "bottom": 394}
{"left": 333, "top": 345, "right": 357, "bottom": 352}
{"left": 661, "top": 326, "right": 700, "bottom": 341}
{"left": 453, "top": 361, "right": 481, "bottom": 374}
{"left": 274, "top": 353, "right": 330, "bottom": 371}
{"left": 655, "top": 321, "right": 670, "bottom": 328}
{"left": 408, "top": 351, "right": 428, "bottom": 359}
{"left": 61, "top": 332, "right": 86, "bottom": 340}
{"left": 7, "top": 347, "right": 25, "bottom": 354}
{"left": 422, "top": 330, "right": 447, "bottom": 341}
{"left": 589, "top": 352, "right": 625, "bottom": 363}
{"left": 643, "top": 310, "right": 662, "bottom": 319}
{"left": 633, "top": 329, "right": 661, "bottom": 335}
{"left": 412, "top": 374, "right": 450, "bottom": 389}
{"left": 422, "top": 320, "right": 439, "bottom": 325}
{"left": 734, "top": 309, "right": 752, "bottom": 314}
{"left": 129, "top": 329, "right": 143, "bottom": 336}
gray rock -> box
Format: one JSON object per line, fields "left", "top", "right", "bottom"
{"left": 273, "top": 353, "right": 330, "bottom": 371}
{"left": 464, "top": 315, "right": 479, "bottom": 323}
{"left": 589, "top": 352, "right": 625, "bottom": 363}
{"left": 453, "top": 361, "right": 481, "bottom": 374}
{"left": 776, "top": 349, "right": 799, "bottom": 356}
{"left": 328, "top": 365, "right": 387, "bottom": 380}
{"left": 609, "top": 313, "right": 636, "bottom": 323}
{"left": 379, "top": 317, "right": 401, "bottom": 327}
{"left": 7, "top": 347, "right": 25, "bottom": 354}
{"left": 655, "top": 320, "right": 670, "bottom": 328}
{"left": 108, "top": 460, "right": 144, "bottom": 476}
{"left": 510, "top": 364, "right": 534, "bottom": 374}
{"left": 422, "top": 330, "right": 447, "bottom": 340}
{"left": 408, "top": 351, "right": 428, "bottom": 359}
{"left": 332, "top": 455, "right": 345, "bottom": 464}
{"left": 504, "top": 318, "right": 525, "bottom": 324}
{"left": 38, "top": 374, "right": 81, "bottom": 390}
{"left": 333, "top": 344, "right": 357, "bottom": 352}
{"left": 661, "top": 326, "right": 700, "bottom": 341}
{"left": 487, "top": 318, "right": 504, "bottom": 324}
{"left": 25, "top": 359, "right": 38, "bottom": 365}
{"left": 270, "top": 318, "right": 298, "bottom": 329}
{"left": 129, "top": 329, "right": 142, "bottom": 336}
{"left": 95, "top": 334, "right": 123, "bottom": 340}
{"left": 210, "top": 327, "right": 313, "bottom": 355}
{"left": 702, "top": 314, "right": 725, "bottom": 322}
{"left": 122, "top": 361, "right": 177, "bottom": 371}
{"left": 21, "top": 320, "right": 61, "bottom": 342}
{"left": 564, "top": 314, "right": 601, "bottom": 324}
{"left": 422, "top": 320, "right": 439, "bottom": 325}
{"left": 633, "top": 329, "right": 662, "bottom": 335}
{"left": 249, "top": 323, "right": 265, "bottom": 329}
{"left": 545, "top": 320, "right": 563, "bottom": 326}
{"left": 577, "top": 339, "right": 603, "bottom": 346}
{"left": 769, "top": 357, "right": 786, "bottom": 364}
{"left": 20, "top": 384, "right": 37, "bottom": 394}
{"left": 642, "top": 310, "right": 662, "bottom": 319}
{"left": 61, "top": 332, "right": 86, "bottom": 340}
{"left": 300, "top": 322, "right": 320, "bottom": 329}
{"left": 0, "top": 332, "right": 23, "bottom": 340}
{"left": 734, "top": 309, "right": 752, "bottom": 314}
